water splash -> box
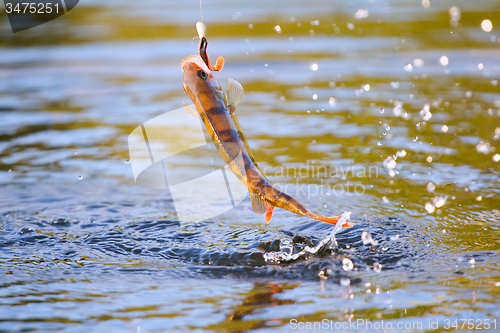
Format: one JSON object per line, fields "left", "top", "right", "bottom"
{"left": 263, "top": 212, "right": 351, "bottom": 263}
{"left": 361, "top": 230, "right": 378, "bottom": 245}
{"left": 342, "top": 258, "right": 354, "bottom": 271}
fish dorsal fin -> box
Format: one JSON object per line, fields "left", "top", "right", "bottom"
{"left": 183, "top": 102, "right": 201, "bottom": 119}
{"left": 230, "top": 113, "right": 257, "bottom": 165}
{"left": 250, "top": 189, "right": 266, "bottom": 214}
{"left": 227, "top": 77, "right": 244, "bottom": 109}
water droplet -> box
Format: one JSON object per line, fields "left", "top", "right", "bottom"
{"left": 426, "top": 156, "right": 433, "bottom": 163}
{"left": 312, "top": 94, "right": 318, "bottom": 100}
{"left": 440, "top": 55, "right": 449, "bottom": 66}
{"left": 78, "top": 176, "right": 83, "bottom": 180}
{"left": 478, "top": 63, "right": 484, "bottom": 70}
{"left": 393, "top": 105, "right": 402, "bottom": 117}
{"left": 362, "top": 83, "right": 370, "bottom": 91}
{"left": 413, "top": 58, "right": 424, "bottom": 67}
{"left": 306, "top": 110, "right": 311, "bottom": 114}
{"left": 328, "top": 97, "right": 337, "bottom": 107}
{"left": 422, "top": 0, "right": 430, "bottom": 8}
{"left": 311, "top": 63, "right": 318, "bottom": 71}
{"left": 492, "top": 80, "right": 498, "bottom": 86}
{"left": 396, "top": 149, "right": 406, "bottom": 157}
{"left": 465, "top": 91, "right": 472, "bottom": 98}
{"left": 390, "top": 234, "right": 400, "bottom": 241}
{"left": 380, "top": 108, "right": 385, "bottom": 113}
{"left": 347, "top": 23, "right": 355, "bottom": 30}
{"left": 382, "top": 196, "right": 389, "bottom": 204}
{"left": 310, "top": 20, "right": 320, "bottom": 26}
{"left": 433, "top": 196, "right": 446, "bottom": 208}
{"left": 481, "top": 19, "right": 493, "bottom": 32}
{"left": 373, "top": 262, "right": 382, "bottom": 273}
{"left": 404, "top": 63, "right": 413, "bottom": 72}
{"left": 390, "top": 81, "right": 399, "bottom": 89}
{"left": 425, "top": 202, "right": 435, "bottom": 213}
{"left": 427, "top": 182, "right": 436, "bottom": 193}
{"left": 420, "top": 104, "right": 432, "bottom": 120}
{"left": 340, "top": 277, "right": 351, "bottom": 286}
{"left": 274, "top": 25, "right": 282, "bottom": 33}
{"left": 476, "top": 141, "right": 493, "bottom": 154}
{"left": 413, "top": 136, "right": 418, "bottom": 142}
{"left": 442, "top": 125, "right": 449, "bottom": 132}
{"left": 377, "top": 142, "right": 382, "bottom": 146}
{"left": 449, "top": 6, "right": 461, "bottom": 25}
{"left": 493, "top": 154, "right": 500, "bottom": 162}
{"left": 439, "top": 56, "right": 449, "bottom": 66}
{"left": 354, "top": 8, "right": 369, "bottom": 20}
{"left": 342, "top": 258, "right": 354, "bottom": 271}
{"left": 476, "top": 195, "right": 482, "bottom": 201}
{"left": 384, "top": 156, "right": 397, "bottom": 170}
{"left": 125, "top": 159, "right": 130, "bottom": 164}
{"left": 248, "top": 23, "right": 254, "bottom": 29}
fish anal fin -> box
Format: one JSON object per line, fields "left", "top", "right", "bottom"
{"left": 265, "top": 204, "right": 274, "bottom": 224}
{"left": 183, "top": 102, "right": 201, "bottom": 119}
{"left": 227, "top": 77, "right": 244, "bottom": 110}
{"left": 250, "top": 189, "right": 266, "bottom": 214}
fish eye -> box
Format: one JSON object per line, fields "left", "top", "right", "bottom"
{"left": 198, "top": 69, "right": 208, "bottom": 80}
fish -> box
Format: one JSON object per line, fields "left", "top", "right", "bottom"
{"left": 180, "top": 32, "right": 352, "bottom": 228}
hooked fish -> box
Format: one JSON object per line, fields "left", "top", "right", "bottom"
{"left": 180, "top": 24, "right": 352, "bottom": 227}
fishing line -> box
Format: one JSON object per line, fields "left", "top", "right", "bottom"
{"left": 199, "top": 0, "right": 203, "bottom": 22}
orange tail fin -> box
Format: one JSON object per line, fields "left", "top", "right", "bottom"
{"left": 312, "top": 215, "right": 353, "bottom": 227}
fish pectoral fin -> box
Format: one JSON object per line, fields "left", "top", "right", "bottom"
{"left": 249, "top": 189, "right": 266, "bottom": 214}
{"left": 227, "top": 77, "right": 244, "bottom": 112}
{"left": 183, "top": 102, "right": 201, "bottom": 119}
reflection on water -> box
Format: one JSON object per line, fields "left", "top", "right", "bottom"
{"left": 1, "top": 0, "right": 500, "bottom": 331}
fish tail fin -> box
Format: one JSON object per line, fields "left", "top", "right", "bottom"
{"left": 311, "top": 215, "right": 353, "bottom": 227}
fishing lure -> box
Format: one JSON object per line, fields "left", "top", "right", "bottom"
{"left": 181, "top": 22, "right": 352, "bottom": 227}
